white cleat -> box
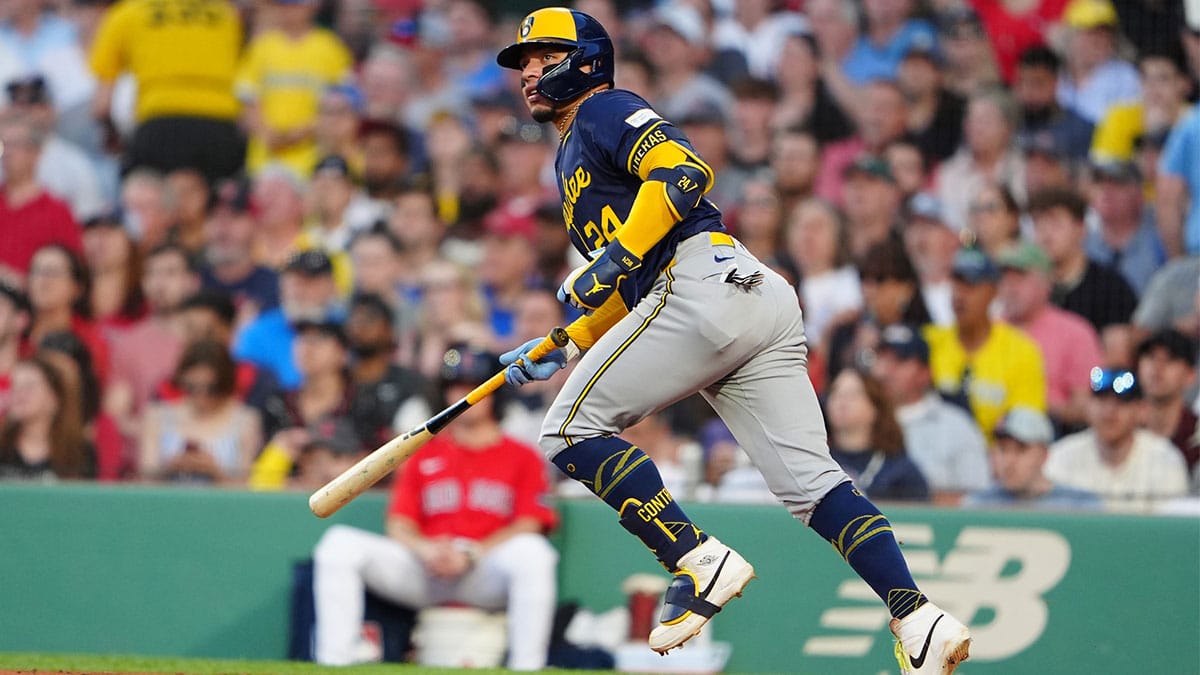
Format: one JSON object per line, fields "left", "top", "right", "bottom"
{"left": 891, "top": 602, "right": 971, "bottom": 674}
{"left": 647, "top": 537, "right": 755, "bottom": 654}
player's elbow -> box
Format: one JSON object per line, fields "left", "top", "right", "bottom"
{"left": 648, "top": 162, "right": 710, "bottom": 221}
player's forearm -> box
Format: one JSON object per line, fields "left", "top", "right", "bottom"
{"left": 565, "top": 292, "right": 629, "bottom": 350}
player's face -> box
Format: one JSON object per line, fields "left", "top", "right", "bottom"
{"left": 518, "top": 46, "right": 572, "bottom": 123}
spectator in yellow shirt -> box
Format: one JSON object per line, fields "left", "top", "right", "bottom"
{"left": 236, "top": 0, "right": 353, "bottom": 177}
{"left": 925, "top": 248, "right": 1047, "bottom": 439}
{"left": 88, "top": 0, "right": 245, "bottom": 182}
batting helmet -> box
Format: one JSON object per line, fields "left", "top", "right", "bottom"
{"left": 496, "top": 7, "right": 614, "bottom": 103}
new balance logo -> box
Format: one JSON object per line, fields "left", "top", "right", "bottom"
{"left": 802, "top": 525, "right": 1070, "bottom": 661}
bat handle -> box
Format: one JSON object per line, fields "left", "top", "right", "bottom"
{"left": 464, "top": 328, "right": 572, "bottom": 406}
{"left": 526, "top": 327, "right": 571, "bottom": 362}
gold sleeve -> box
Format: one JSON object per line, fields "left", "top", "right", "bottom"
{"left": 613, "top": 139, "right": 714, "bottom": 258}
{"left": 564, "top": 293, "right": 630, "bottom": 350}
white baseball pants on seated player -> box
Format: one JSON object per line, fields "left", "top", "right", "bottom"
{"left": 312, "top": 525, "right": 558, "bottom": 669}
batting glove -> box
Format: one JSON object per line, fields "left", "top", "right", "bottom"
{"left": 500, "top": 337, "right": 567, "bottom": 386}
{"left": 558, "top": 240, "right": 641, "bottom": 312}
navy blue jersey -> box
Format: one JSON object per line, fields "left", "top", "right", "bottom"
{"left": 555, "top": 89, "right": 725, "bottom": 309}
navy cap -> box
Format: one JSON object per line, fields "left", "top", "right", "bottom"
{"left": 1021, "top": 130, "right": 1069, "bottom": 160}
{"left": 1089, "top": 158, "right": 1142, "bottom": 183}
{"left": 313, "top": 154, "right": 353, "bottom": 180}
{"left": 283, "top": 249, "right": 334, "bottom": 277}
{"left": 82, "top": 208, "right": 125, "bottom": 230}
{"left": 951, "top": 247, "right": 1000, "bottom": 284}
{"left": 1089, "top": 367, "right": 1142, "bottom": 400}
{"left": 878, "top": 324, "right": 930, "bottom": 363}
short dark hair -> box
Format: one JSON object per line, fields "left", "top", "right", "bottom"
{"left": 180, "top": 288, "right": 236, "bottom": 327}
{"left": 173, "top": 339, "right": 238, "bottom": 398}
{"left": 858, "top": 237, "right": 919, "bottom": 284}
{"left": 145, "top": 242, "right": 199, "bottom": 274}
{"left": 349, "top": 292, "right": 396, "bottom": 326}
{"left": 349, "top": 223, "right": 404, "bottom": 254}
{"left": 730, "top": 77, "right": 780, "bottom": 102}
{"left": 1018, "top": 45, "right": 1060, "bottom": 71}
{"left": 1027, "top": 187, "right": 1088, "bottom": 222}
{"left": 359, "top": 118, "right": 410, "bottom": 156}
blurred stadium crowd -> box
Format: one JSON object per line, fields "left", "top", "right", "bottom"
{"left": 0, "top": 0, "right": 1197, "bottom": 512}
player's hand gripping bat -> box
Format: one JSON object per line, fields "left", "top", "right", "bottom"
{"left": 309, "top": 328, "right": 571, "bottom": 518}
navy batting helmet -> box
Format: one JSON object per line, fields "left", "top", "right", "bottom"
{"left": 496, "top": 7, "right": 614, "bottom": 103}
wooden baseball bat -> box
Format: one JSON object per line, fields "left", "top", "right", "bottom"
{"left": 308, "top": 328, "right": 571, "bottom": 518}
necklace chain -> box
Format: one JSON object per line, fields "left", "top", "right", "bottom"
{"left": 555, "top": 89, "right": 603, "bottom": 139}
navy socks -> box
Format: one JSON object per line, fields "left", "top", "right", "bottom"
{"left": 809, "top": 481, "right": 927, "bottom": 620}
{"left": 553, "top": 436, "right": 704, "bottom": 570}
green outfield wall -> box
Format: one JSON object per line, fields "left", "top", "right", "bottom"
{"left": 0, "top": 483, "right": 1196, "bottom": 674}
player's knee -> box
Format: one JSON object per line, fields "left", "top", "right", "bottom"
{"left": 537, "top": 419, "right": 571, "bottom": 460}
{"left": 493, "top": 533, "right": 558, "bottom": 573}
{"left": 313, "top": 524, "right": 361, "bottom": 565}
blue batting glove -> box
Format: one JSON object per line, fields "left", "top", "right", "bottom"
{"left": 500, "top": 338, "right": 567, "bottom": 386}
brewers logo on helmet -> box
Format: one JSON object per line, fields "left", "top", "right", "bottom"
{"left": 496, "top": 7, "right": 614, "bottom": 103}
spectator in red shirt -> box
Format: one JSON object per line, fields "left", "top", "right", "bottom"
{"left": 24, "top": 244, "right": 109, "bottom": 382}
{"left": 312, "top": 346, "right": 558, "bottom": 668}
{"left": 0, "top": 114, "right": 81, "bottom": 282}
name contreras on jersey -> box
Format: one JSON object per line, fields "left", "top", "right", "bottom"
{"left": 628, "top": 123, "right": 669, "bottom": 175}
{"left": 561, "top": 165, "right": 592, "bottom": 229}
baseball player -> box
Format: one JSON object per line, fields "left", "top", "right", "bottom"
{"left": 494, "top": 9, "right": 971, "bottom": 673}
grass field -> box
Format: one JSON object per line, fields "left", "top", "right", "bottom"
{"left": 0, "top": 653, "right": 617, "bottom": 675}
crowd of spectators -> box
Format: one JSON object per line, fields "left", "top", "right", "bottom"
{"left": 0, "top": 0, "right": 1197, "bottom": 514}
